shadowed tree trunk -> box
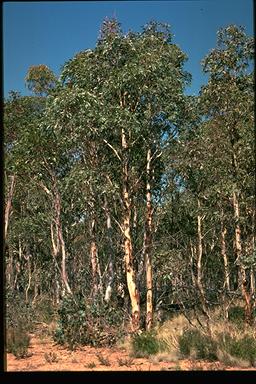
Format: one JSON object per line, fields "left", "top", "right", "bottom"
{"left": 233, "top": 190, "right": 252, "bottom": 325}
{"left": 5, "top": 174, "right": 15, "bottom": 239}
{"left": 104, "top": 197, "right": 115, "bottom": 303}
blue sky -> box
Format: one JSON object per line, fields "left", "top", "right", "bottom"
{"left": 3, "top": 0, "right": 254, "bottom": 98}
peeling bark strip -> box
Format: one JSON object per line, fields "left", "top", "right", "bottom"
{"left": 144, "top": 148, "right": 153, "bottom": 331}
{"left": 5, "top": 175, "right": 15, "bottom": 239}
{"left": 122, "top": 128, "right": 140, "bottom": 331}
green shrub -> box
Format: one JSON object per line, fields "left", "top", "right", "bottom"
{"left": 6, "top": 291, "right": 33, "bottom": 332}
{"left": 178, "top": 328, "right": 217, "bottom": 361}
{"left": 54, "top": 294, "right": 125, "bottom": 349}
{"left": 218, "top": 332, "right": 256, "bottom": 366}
{"left": 132, "top": 331, "right": 164, "bottom": 357}
{"left": 6, "top": 326, "right": 31, "bottom": 359}
{"left": 32, "top": 295, "right": 56, "bottom": 324}
{"left": 228, "top": 306, "right": 245, "bottom": 325}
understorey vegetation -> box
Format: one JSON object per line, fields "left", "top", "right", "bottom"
{"left": 4, "top": 19, "right": 255, "bottom": 363}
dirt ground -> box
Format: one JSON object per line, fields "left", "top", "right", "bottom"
{"left": 5, "top": 333, "right": 256, "bottom": 372}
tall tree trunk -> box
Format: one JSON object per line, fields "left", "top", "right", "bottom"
{"left": 24, "top": 248, "right": 32, "bottom": 304}
{"left": 90, "top": 217, "right": 99, "bottom": 299}
{"left": 56, "top": 190, "right": 72, "bottom": 295}
{"left": 104, "top": 197, "right": 115, "bottom": 303}
{"left": 197, "top": 199, "right": 203, "bottom": 294}
{"left": 220, "top": 215, "right": 230, "bottom": 291}
{"left": 122, "top": 127, "right": 140, "bottom": 331}
{"left": 144, "top": 148, "right": 153, "bottom": 331}
{"left": 233, "top": 191, "right": 252, "bottom": 324}
{"left": 5, "top": 174, "right": 15, "bottom": 239}
{"left": 52, "top": 185, "right": 72, "bottom": 296}
{"left": 196, "top": 199, "right": 209, "bottom": 323}
{"left": 250, "top": 210, "right": 255, "bottom": 297}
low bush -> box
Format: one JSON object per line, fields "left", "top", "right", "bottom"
{"left": 6, "top": 326, "right": 31, "bottom": 359}
{"left": 218, "top": 332, "right": 256, "bottom": 366}
{"left": 131, "top": 331, "right": 166, "bottom": 357}
{"left": 178, "top": 328, "right": 217, "bottom": 361}
{"left": 54, "top": 294, "right": 125, "bottom": 349}
{"left": 228, "top": 306, "right": 245, "bottom": 325}
{"left": 6, "top": 291, "right": 33, "bottom": 332}
{"left": 32, "top": 295, "right": 56, "bottom": 325}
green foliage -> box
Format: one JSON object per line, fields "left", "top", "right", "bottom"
{"left": 218, "top": 333, "right": 256, "bottom": 366}
{"left": 25, "top": 64, "right": 57, "bottom": 95}
{"left": 132, "top": 331, "right": 165, "bottom": 357}
{"left": 6, "top": 326, "right": 31, "bottom": 359}
{"left": 4, "top": 19, "right": 254, "bottom": 350}
{"left": 178, "top": 329, "right": 218, "bottom": 361}
{"left": 54, "top": 294, "right": 125, "bottom": 349}
{"left": 228, "top": 306, "right": 245, "bottom": 325}
{"left": 32, "top": 295, "right": 56, "bottom": 325}
{"left": 6, "top": 291, "right": 34, "bottom": 332}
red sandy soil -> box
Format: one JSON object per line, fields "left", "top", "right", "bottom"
{"left": 6, "top": 333, "right": 256, "bottom": 372}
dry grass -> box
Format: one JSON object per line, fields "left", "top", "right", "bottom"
{"left": 156, "top": 313, "right": 190, "bottom": 355}
{"left": 216, "top": 349, "right": 251, "bottom": 368}
{"left": 152, "top": 306, "right": 256, "bottom": 368}
{"left": 149, "top": 351, "right": 179, "bottom": 364}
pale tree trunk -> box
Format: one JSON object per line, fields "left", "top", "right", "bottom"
{"left": 143, "top": 148, "right": 153, "bottom": 331}
{"left": 104, "top": 197, "right": 114, "bottom": 303}
{"left": 250, "top": 210, "right": 255, "bottom": 297}
{"left": 38, "top": 174, "right": 72, "bottom": 297}
{"left": 55, "top": 189, "right": 72, "bottom": 295}
{"left": 233, "top": 191, "right": 252, "bottom": 324}
{"left": 189, "top": 240, "right": 197, "bottom": 288}
{"left": 220, "top": 215, "right": 230, "bottom": 291}
{"left": 24, "top": 248, "right": 32, "bottom": 304}
{"left": 49, "top": 181, "right": 72, "bottom": 296}
{"left": 90, "top": 217, "right": 99, "bottom": 298}
{"left": 197, "top": 200, "right": 204, "bottom": 294}
{"left": 5, "top": 174, "right": 15, "bottom": 240}
{"left": 196, "top": 199, "right": 210, "bottom": 324}
{"left": 122, "top": 127, "right": 140, "bottom": 331}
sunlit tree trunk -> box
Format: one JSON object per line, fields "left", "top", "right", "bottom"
{"left": 144, "top": 148, "right": 153, "bottom": 331}
{"left": 55, "top": 188, "right": 72, "bottom": 296}
{"left": 90, "top": 216, "right": 102, "bottom": 300}
{"left": 122, "top": 127, "right": 140, "bottom": 331}
{"left": 220, "top": 215, "right": 230, "bottom": 291}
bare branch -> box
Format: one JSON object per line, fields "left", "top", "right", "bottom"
{"left": 103, "top": 139, "right": 122, "bottom": 162}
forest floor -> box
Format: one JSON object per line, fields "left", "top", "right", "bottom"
{"left": 6, "top": 333, "right": 256, "bottom": 372}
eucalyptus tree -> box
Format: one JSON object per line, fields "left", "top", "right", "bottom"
{"left": 199, "top": 25, "right": 254, "bottom": 323}
{"left": 25, "top": 64, "right": 57, "bottom": 96}
{"left": 4, "top": 91, "right": 49, "bottom": 297}
{"left": 43, "top": 18, "right": 190, "bottom": 330}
